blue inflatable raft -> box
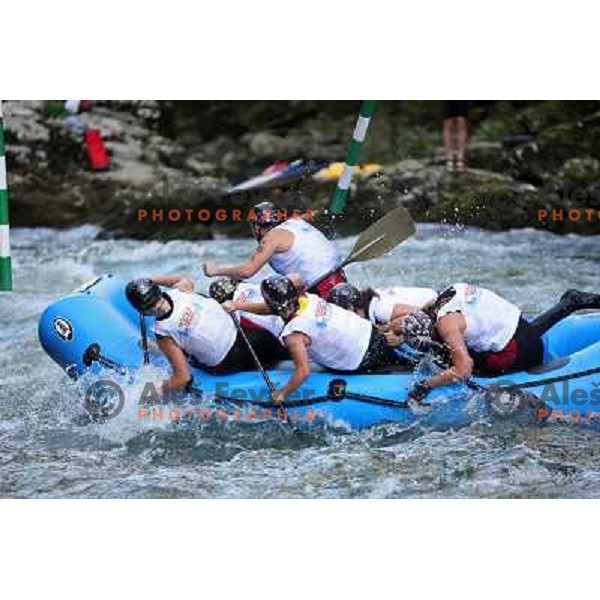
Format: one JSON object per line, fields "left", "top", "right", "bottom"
{"left": 38, "top": 275, "right": 600, "bottom": 430}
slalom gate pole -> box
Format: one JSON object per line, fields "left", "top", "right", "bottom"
{"left": 0, "top": 101, "right": 12, "bottom": 291}
{"left": 328, "top": 100, "right": 375, "bottom": 215}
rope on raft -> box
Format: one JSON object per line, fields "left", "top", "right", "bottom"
{"left": 81, "top": 343, "right": 600, "bottom": 412}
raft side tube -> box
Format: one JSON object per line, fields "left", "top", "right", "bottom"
{"left": 38, "top": 293, "right": 145, "bottom": 376}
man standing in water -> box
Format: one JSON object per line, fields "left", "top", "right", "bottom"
{"left": 202, "top": 201, "right": 346, "bottom": 298}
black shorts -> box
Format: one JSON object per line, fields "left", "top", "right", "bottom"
{"left": 443, "top": 100, "right": 469, "bottom": 120}
{"left": 356, "top": 327, "right": 407, "bottom": 372}
{"left": 193, "top": 327, "right": 288, "bottom": 374}
{"left": 471, "top": 317, "right": 544, "bottom": 375}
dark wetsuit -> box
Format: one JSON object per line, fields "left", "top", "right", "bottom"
{"left": 470, "top": 317, "right": 544, "bottom": 375}
{"left": 439, "top": 288, "right": 600, "bottom": 376}
{"left": 205, "top": 325, "right": 287, "bottom": 374}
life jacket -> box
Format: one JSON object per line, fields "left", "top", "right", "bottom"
{"left": 154, "top": 290, "right": 237, "bottom": 367}
{"left": 268, "top": 219, "right": 341, "bottom": 286}
{"left": 368, "top": 286, "right": 438, "bottom": 325}
{"left": 435, "top": 283, "right": 521, "bottom": 353}
{"left": 280, "top": 294, "right": 372, "bottom": 371}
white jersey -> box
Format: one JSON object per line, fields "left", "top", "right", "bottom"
{"left": 233, "top": 282, "right": 284, "bottom": 338}
{"left": 154, "top": 289, "right": 237, "bottom": 367}
{"left": 268, "top": 219, "right": 341, "bottom": 285}
{"left": 280, "top": 294, "right": 372, "bottom": 371}
{"left": 436, "top": 283, "right": 521, "bottom": 352}
{"left": 368, "top": 286, "right": 437, "bottom": 325}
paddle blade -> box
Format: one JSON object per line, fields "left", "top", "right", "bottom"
{"left": 346, "top": 206, "right": 415, "bottom": 264}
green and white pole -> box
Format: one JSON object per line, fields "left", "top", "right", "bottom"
{"left": 0, "top": 100, "right": 12, "bottom": 291}
{"left": 328, "top": 100, "right": 376, "bottom": 215}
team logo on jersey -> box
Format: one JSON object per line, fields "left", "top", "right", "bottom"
{"left": 53, "top": 317, "right": 74, "bottom": 341}
{"left": 178, "top": 306, "right": 195, "bottom": 329}
{"left": 315, "top": 299, "right": 331, "bottom": 327}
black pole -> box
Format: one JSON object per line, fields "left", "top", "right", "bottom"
{"left": 139, "top": 312, "right": 150, "bottom": 365}
{"left": 229, "top": 313, "right": 276, "bottom": 394}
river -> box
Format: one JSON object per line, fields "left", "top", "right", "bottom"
{"left": 1, "top": 223, "right": 599, "bottom": 498}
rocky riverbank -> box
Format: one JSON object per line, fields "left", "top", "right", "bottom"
{"left": 4, "top": 100, "right": 600, "bottom": 238}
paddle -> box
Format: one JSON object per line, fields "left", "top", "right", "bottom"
{"left": 307, "top": 206, "right": 416, "bottom": 291}
{"left": 228, "top": 312, "right": 277, "bottom": 399}
{"left": 193, "top": 287, "right": 278, "bottom": 399}
{"left": 227, "top": 313, "right": 301, "bottom": 434}
{"left": 139, "top": 313, "right": 150, "bottom": 365}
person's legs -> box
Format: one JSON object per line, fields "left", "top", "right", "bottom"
{"left": 472, "top": 318, "right": 543, "bottom": 374}
{"left": 529, "top": 289, "right": 600, "bottom": 338}
{"left": 245, "top": 327, "right": 289, "bottom": 362}
{"left": 443, "top": 118, "right": 455, "bottom": 171}
{"left": 208, "top": 328, "right": 286, "bottom": 373}
{"left": 455, "top": 117, "right": 468, "bottom": 172}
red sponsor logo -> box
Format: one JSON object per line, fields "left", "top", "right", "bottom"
{"left": 178, "top": 306, "right": 195, "bottom": 328}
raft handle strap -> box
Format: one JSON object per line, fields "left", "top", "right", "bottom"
{"left": 83, "top": 343, "right": 128, "bottom": 376}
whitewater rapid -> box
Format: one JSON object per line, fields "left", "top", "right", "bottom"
{"left": 1, "top": 223, "right": 599, "bottom": 498}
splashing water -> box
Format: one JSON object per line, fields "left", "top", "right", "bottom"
{"left": 1, "top": 223, "right": 600, "bottom": 498}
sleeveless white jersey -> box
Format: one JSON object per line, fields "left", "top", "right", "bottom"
{"left": 233, "top": 282, "right": 284, "bottom": 338}
{"left": 154, "top": 289, "right": 237, "bottom": 367}
{"left": 280, "top": 294, "right": 372, "bottom": 371}
{"left": 268, "top": 219, "right": 341, "bottom": 285}
{"left": 368, "top": 286, "right": 438, "bottom": 325}
{"left": 436, "top": 283, "right": 521, "bottom": 352}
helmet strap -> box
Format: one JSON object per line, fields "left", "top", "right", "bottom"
{"left": 139, "top": 312, "right": 150, "bottom": 365}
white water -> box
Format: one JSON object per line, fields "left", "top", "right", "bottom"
{"left": 1, "top": 223, "right": 600, "bottom": 497}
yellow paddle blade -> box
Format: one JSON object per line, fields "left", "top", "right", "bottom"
{"left": 346, "top": 206, "right": 415, "bottom": 264}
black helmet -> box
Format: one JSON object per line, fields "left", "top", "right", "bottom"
{"left": 251, "top": 201, "right": 284, "bottom": 239}
{"left": 209, "top": 277, "right": 240, "bottom": 304}
{"left": 260, "top": 275, "right": 299, "bottom": 318}
{"left": 327, "top": 283, "right": 360, "bottom": 311}
{"left": 125, "top": 279, "right": 162, "bottom": 313}
{"left": 398, "top": 310, "right": 434, "bottom": 352}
